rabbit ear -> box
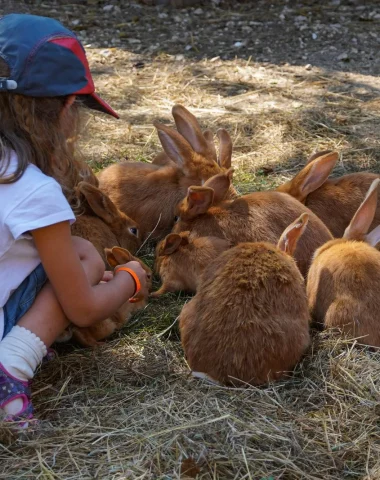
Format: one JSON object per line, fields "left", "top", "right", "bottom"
{"left": 277, "top": 213, "right": 309, "bottom": 256}
{"left": 105, "top": 248, "right": 118, "bottom": 267}
{"left": 106, "top": 246, "right": 134, "bottom": 268}
{"left": 344, "top": 179, "right": 380, "bottom": 240}
{"left": 203, "top": 130, "right": 218, "bottom": 163}
{"left": 277, "top": 152, "right": 338, "bottom": 203}
{"left": 112, "top": 247, "right": 135, "bottom": 264}
{"left": 160, "top": 234, "right": 184, "bottom": 255}
{"left": 77, "top": 182, "right": 122, "bottom": 226}
{"left": 171, "top": 104, "right": 212, "bottom": 157}
{"left": 203, "top": 168, "right": 233, "bottom": 204}
{"left": 186, "top": 186, "right": 214, "bottom": 217}
{"left": 217, "top": 129, "right": 232, "bottom": 169}
{"left": 366, "top": 225, "right": 380, "bottom": 248}
{"left": 154, "top": 122, "right": 194, "bottom": 170}
{"left": 79, "top": 162, "right": 99, "bottom": 187}
{"left": 305, "top": 149, "right": 334, "bottom": 165}
{"left": 151, "top": 152, "right": 176, "bottom": 167}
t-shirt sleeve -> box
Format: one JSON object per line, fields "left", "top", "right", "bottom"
{"left": 5, "top": 181, "right": 76, "bottom": 240}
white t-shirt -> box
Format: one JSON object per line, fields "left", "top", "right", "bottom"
{"left": 0, "top": 151, "right": 75, "bottom": 338}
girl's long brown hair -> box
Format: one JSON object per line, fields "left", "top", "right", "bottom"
{"left": 0, "top": 58, "right": 89, "bottom": 210}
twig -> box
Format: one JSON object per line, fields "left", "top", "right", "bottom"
{"left": 136, "top": 213, "right": 162, "bottom": 255}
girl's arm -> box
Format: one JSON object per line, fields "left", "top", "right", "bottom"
{"left": 32, "top": 220, "right": 147, "bottom": 327}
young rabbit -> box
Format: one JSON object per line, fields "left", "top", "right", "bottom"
{"left": 151, "top": 231, "right": 232, "bottom": 297}
{"left": 98, "top": 104, "right": 237, "bottom": 240}
{"left": 307, "top": 179, "right": 380, "bottom": 346}
{"left": 71, "top": 247, "right": 152, "bottom": 347}
{"left": 71, "top": 181, "right": 141, "bottom": 260}
{"left": 173, "top": 169, "right": 333, "bottom": 278}
{"left": 179, "top": 213, "right": 311, "bottom": 386}
{"left": 277, "top": 150, "right": 380, "bottom": 237}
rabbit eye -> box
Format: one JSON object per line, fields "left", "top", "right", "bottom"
{"left": 129, "top": 227, "right": 138, "bottom": 236}
{"left": 174, "top": 215, "right": 180, "bottom": 223}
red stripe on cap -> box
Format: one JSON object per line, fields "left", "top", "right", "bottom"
{"left": 90, "top": 92, "right": 120, "bottom": 119}
{"left": 50, "top": 37, "right": 94, "bottom": 94}
{"left": 49, "top": 36, "right": 119, "bottom": 119}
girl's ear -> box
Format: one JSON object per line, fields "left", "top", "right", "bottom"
{"left": 60, "top": 95, "right": 76, "bottom": 119}
{"left": 60, "top": 95, "right": 77, "bottom": 138}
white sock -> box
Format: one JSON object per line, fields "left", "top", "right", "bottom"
{"left": 0, "top": 326, "right": 47, "bottom": 416}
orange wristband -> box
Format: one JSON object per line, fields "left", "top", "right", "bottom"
{"left": 114, "top": 267, "right": 141, "bottom": 298}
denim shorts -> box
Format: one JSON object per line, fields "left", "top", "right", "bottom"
{"left": 2, "top": 263, "right": 47, "bottom": 339}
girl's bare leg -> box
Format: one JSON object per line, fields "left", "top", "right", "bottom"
{"left": 18, "top": 237, "right": 104, "bottom": 345}
{"left": 0, "top": 237, "right": 104, "bottom": 419}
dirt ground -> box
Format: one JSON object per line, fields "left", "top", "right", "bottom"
{"left": 1, "top": 1, "right": 380, "bottom": 479}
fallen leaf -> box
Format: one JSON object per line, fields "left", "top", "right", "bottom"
{"left": 181, "top": 457, "right": 201, "bottom": 478}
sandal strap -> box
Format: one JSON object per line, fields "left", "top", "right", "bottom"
{"left": 0, "top": 363, "right": 33, "bottom": 423}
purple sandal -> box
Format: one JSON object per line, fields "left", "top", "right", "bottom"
{"left": 0, "top": 363, "right": 33, "bottom": 427}
{"left": 42, "top": 348, "right": 57, "bottom": 363}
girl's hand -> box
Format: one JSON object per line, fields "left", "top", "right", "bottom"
{"left": 101, "top": 271, "right": 114, "bottom": 282}
{"left": 115, "top": 260, "right": 148, "bottom": 296}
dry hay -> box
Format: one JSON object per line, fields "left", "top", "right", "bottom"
{"left": 79, "top": 47, "right": 380, "bottom": 204}
{"left": 1, "top": 332, "right": 380, "bottom": 479}
{"left": 1, "top": 51, "right": 380, "bottom": 480}
{"left": 2, "top": 2, "right": 380, "bottom": 478}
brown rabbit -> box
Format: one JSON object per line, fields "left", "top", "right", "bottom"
{"left": 98, "top": 104, "right": 237, "bottom": 240}
{"left": 277, "top": 151, "right": 380, "bottom": 238}
{"left": 71, "top": 247, "right": 152, "bottom": 347}
{"left": 151, "top": 231, "right": 231, "bottom": 297}
{"left": 307, "top": 179, "right": 380, "bottom": 346}
{"left": 71, "top": 181, "right": 141, "bottom": 260}
{"left": 173, "top": 169, "right": 333, "bottom": 278}
{"left": 179, "top": 213, "right": 311, "bottom": 386}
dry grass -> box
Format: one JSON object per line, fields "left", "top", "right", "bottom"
{"left": 82, "top": 48, "right": 380, "bottom": 202}
{"left": 2, "top": 3, "right": 380, "bottom": 478}
{"left": 1, "top": 333, "right": 380, "bottom": 479}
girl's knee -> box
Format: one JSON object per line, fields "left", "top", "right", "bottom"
{"left": 71, "top": 236, "right": 105, "bottom": 284}
{"left": 71, "top": 236, "right": 96, "bottom": 259}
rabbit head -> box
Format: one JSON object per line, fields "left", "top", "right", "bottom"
{"left": 152, "top": 231, "right": 231, "bottom": 297}
{"left": 77, "top": 181, "right": 141, "bottom": 255}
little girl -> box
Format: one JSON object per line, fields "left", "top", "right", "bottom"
{"left": 0, "top": 13, "right": 148, "bottom": 426}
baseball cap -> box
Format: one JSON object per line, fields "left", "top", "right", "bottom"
{"left": 0, "top": 13, "right": 119, "bottom": 119}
